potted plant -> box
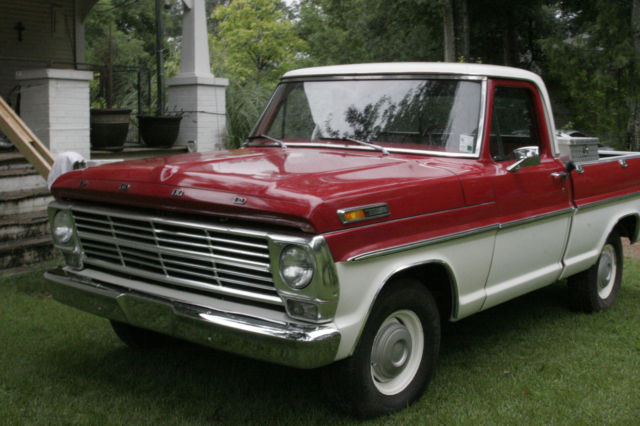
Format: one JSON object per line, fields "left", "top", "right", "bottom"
{"left": 89, "top": 24, "right": 131, "bottom": 151}
{"left": 133, "top": 0, "right": 183, "bottom": 149}
{"left": 137, "top": 110, "right": 183, "bottom": 148}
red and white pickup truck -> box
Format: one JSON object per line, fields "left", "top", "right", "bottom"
{"left": 45, "top": 63, "right": 639, "bottom": 417}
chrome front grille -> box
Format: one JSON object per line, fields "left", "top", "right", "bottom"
{"left": 71, "top": 208, "right": 282, "bottom": 309}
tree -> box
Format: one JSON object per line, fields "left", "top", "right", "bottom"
{"left": 85, "top": 0, "right": 184, "bottom": 112}
{"left": 212, "top": 0, "right": 308, "bottom": 85}
{"left": 443, "top": 0, "right": 456, "bottom": 61}
{"left": 540, "top": 0, "right": 638, "bottom": 147}
{"left": 295, "top": 0, "right": 443, "bottom": 65}
{"left": 632, "top": 0, "right": 640, "bottom": 149}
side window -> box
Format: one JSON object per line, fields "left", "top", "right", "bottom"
{"left": 490, "top": 86, "right": 542, "bottom": 162}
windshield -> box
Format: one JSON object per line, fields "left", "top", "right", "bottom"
{"left": 252, "top": 78, "right": 483, "bottom": 155}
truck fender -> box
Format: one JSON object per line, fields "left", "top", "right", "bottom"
{"left": 333, "top": 258, "right": 458, "bottom": 360}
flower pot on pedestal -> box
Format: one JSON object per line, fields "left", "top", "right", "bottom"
{"left": 90, "top": 108, "right": 131, "bottom": 151}
{"left": 137, "top": 115, "right": 182, "bottom": 148}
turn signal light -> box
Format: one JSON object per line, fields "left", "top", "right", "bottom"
{"left": 337, "top": 203, "right": 390, "bottom": 224}
{"left": 344, "top": 210, "right": 366, "bottom": 222}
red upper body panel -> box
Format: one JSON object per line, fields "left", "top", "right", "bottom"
{"left": 50, "top": 75, "right": 640, "bottom": 263}
{"left": 52, "top": 147, "right": 473, "bottom": 234}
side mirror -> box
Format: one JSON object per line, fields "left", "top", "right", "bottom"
{"left": 506, "top": 146, "right": 540, "bottom": 172}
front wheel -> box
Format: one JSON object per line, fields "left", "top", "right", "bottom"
{"left": 323, "top": 279, "right": 440, "bottom": 418}
{"left": 568, "top": 231, "right": 623, "bottom": 313}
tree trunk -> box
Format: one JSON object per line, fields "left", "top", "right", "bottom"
{"left": 460, "top": 0, "right": 470, "bottom": 61}
{"left": 443, "top": 0, "right": 456, "bottom": 62}
{"left": 631, "top": 0, "right": 640, "bottom": 149}
{"left": 502, "top": 12, "right": 517, "bottom": 66}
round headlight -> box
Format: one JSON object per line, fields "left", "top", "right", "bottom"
{"left": 279, "top": 245, "right": 314, "bottom": 289}
{"left": 52, "top": 210, "right": 75, "bottom": 245}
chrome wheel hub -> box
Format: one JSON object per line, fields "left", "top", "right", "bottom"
{"left": 597, "top": 244, "right": 616, "bottom": 299}
{"left": 371, "top": 321, "right": 412, "bottom": 381}
{"left": 370, "top": 310, "right": 424, "bottom": 395}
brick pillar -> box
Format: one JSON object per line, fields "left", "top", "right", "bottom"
{"left": 168, "top": 76, "right": 228, "bottom": 152}
{"left": 16, "top": 68, "right": 93, "bottom": 159}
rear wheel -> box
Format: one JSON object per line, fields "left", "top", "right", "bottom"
{"left": 568, "top": 231, "right": 623, "bottom": 313}
{"left": 323, "top": 279, "right": 440, "bottom": 418}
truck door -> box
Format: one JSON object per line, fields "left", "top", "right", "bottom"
{"left": 482, "top": 80, "right": 573, "bottom": 309}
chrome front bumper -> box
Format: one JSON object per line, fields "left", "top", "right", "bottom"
{"left": 44, "top": 268, "right": 341, "bottom": 369}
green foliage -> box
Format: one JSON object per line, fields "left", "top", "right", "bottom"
{"left": 539, "top": 0, "right": 637, "bottom": 148}
{"left": 85, "top": 0, "right": 183, "bottom": 113}
{"left": 212, "top": 0, "right": 308, "bottom": 86}
{"left": 81, "top": 0, "right": 639, "bottom": 149}
{"left": 296, "top": 0, "right": 443, "bottom": 65}
{"left": 210, "top": 0, "right": 310, "bottom": 147}
{"left": 225, "top": 81, "right": 273, "bottom": 148}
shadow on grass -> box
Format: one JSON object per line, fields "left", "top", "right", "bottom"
{"left": 33, "top": 282, "right": 579, "bottom": 423}
{"left": 10, "top": 268, "right": 639, "bottom": 423}
{"left": 38, "top": 327, "right": 337, "bottom": 424}
{"left": 441, "top": 281, "right": 570, "bottom": 355}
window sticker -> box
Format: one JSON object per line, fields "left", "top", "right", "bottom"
{"left": 459, "top": 134, "right": 474, "bottom": 152}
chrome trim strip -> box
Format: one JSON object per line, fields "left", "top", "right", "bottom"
{"left": 248, "top": 142, "right": 481, "bottom": 158}
{"left": 576, "top": 190, "right": 640, "bottom": 211}
{"left": 44, "top": 268, "right": 340, "bottom": 369}
{"left": 498, "top": 207, "right": 574, "bottom": 230}
{"left": 280, "top": 74, "right": 487, "bottom": 82}
{"left": 348, "top": 224, "right": 500, "bottom": 262}
{"left": 83, "top": 258, "right": 282, "bottom": 305}
{"left": 78, "top": 230, "right": 271, "bottom": 271}
{"left": 575, "top": 151, "right": 640, "bottom": 166}
{"left": 348, "top": 208, "right": 575, "bottom": 262}
{"left": 70, "top": 203, "right": 278, "bottom": 241}
{"left": 476, "top": 78, "right": 488, "bottom": 158}
{"left": 269, "top": 235, "right": 340, "bottom": 322}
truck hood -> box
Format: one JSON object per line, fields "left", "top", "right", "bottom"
{"left": 52, "top": 148, "right": 465, "bottom": 233}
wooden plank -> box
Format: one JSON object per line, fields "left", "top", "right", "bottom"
{"left": 0, "top": 96, "right": 53, "bottom": 179}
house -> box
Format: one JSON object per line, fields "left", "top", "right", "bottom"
{"left": 0, "top": 0, "right": 228, "bottom": 275}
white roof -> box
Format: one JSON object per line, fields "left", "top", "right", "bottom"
{"left": 283, "top": 62, "right": 543, "bottom": 85}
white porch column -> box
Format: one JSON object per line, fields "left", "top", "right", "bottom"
{"left": 16, "top": 68, "right": 93, "bottom": 159}
{"left": 168, "top": 0, "right": 228, "bottom": 152}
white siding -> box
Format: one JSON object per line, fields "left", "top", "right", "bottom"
{"left": 0, "top": 0, "right": 76, "bottom": 103}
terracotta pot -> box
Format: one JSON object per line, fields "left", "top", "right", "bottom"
{"left": 138, "top": 115, "right": 182, "bottom": 148}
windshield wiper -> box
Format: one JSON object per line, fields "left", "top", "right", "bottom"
{"left": 319, "top": 137, "right": 389, "bottom": 156}
{"left": 245, "top": 134, "right": 287, "bottom": 150}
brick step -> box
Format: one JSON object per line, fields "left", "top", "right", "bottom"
{"left": 0, "top": 211, "right": 50, "bottom": 241}
{"left": 0, "top": 235, "right": 55, "bottom": 270}
{"left": 0, "top": 152, "right": 32, "bottom": 171}
{"left": 1, "top": 259, "right": 60, "bottom": 278}
{"left": 0, "top": 187, "right": 52, "bottom": 216}
{"left": 0, "top": 167, "right": 47, "bottom": 192}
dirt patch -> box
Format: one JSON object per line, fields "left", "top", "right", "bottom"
{"left": 623, "top": 239, "right": 640, "bottom": 259}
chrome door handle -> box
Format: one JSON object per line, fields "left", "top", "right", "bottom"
{"left": 551, "top": 172, "right": 568, "bottom": 180}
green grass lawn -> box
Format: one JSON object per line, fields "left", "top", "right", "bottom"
{"left": 1, "top": 261, "right": 639, "bottom": 425}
